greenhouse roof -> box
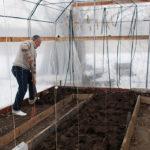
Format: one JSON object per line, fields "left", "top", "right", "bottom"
{"left": 1, "top": 0, "right": 150, "bottom": 23}
{"left": 0, "top": 0, "right": 73, "bottom": 23}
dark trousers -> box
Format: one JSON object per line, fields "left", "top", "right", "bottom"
{"left": 12, "top": 66, "right": 36, "bottom": 110}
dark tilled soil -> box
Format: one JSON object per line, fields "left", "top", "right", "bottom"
{"left": 1, "top": 87, "right": 150, "bottom": 150}
{"left": 3, "top": 99, "right": 78, "bottom": 150}
{"left": 36, "top": 90, "right": 139, "bottom": 150}
{"left": 0, "top": 104, "right": 49, "bottom": 137}
{"left": 0, "top": 86, "right": 78, "bottom": 136}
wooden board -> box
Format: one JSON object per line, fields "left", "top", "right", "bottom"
{"left": 26, "top": 94, "right": 150, "bottom": 150}
{"left": 0, "top": 94, "right": 93, "bottom": 148}
{"left": 0, "top": 35, "right": 149, "bottom": 42}
{"left": 0, "top": 37, "right": 55, "bottom": 42}
{"left": 26, "top": 94, "right": 93, "bottom": 150}
{"left": 121, "top": 95, "right": 141, "bottom": 150}
{"left": 0, "top": 94, "right": 76, "bottom": 147}
{"left": 0, "top": 106, "right": 54, "bottom": 147}
{"left": 121, "top": 95, "right": 150, "bottom": 150}
{"left": 140, "top": 96, "right": 150, "bottom": 105}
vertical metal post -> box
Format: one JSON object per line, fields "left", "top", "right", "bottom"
{"left": 27, "top": 20, "right": 31, "bottom": 38}
{"left": 146, "top": 21, "right": 150, "bottom": 88}
{"left": 93, "top": 0, "right": 96, "bottom": 87}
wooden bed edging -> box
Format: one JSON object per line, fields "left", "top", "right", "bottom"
{"left": 26, "top": 94, "right": 150, "bottom": 150}
{"left": 9, "top": 94, "right": 150, "bottom": 150}
{"left": 0, "top": 106, "right": 54, "bottom": 147}
{"left": 121, "top": 95, "right": 141, "bottom": 150}
{"left": 121, "top": 95, "right": 150, "bottom": 150}
{"left": 26, "top": 94, "right": 93, "bottom": 150}
{"left": 0, "top": 94, "right": 75, "bottom": 148}
{"left": 140, "top": 95, "right": 150, "bottom": 104}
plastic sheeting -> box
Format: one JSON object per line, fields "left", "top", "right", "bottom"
{"left": 1, "top": 1, "right": 150, "bottom": 108}
{"left": 0, "top": 0, "right": 72, "bottom": 22}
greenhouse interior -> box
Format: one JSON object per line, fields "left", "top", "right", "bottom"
{"left": 0, "top": 0, "right": 150, "bottom": 150}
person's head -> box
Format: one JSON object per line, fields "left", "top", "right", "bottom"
{"left": 32, "top": 35, "right": 41, "bottom": 49}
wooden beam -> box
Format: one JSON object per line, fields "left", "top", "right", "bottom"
{"left": 121, "top": 95, "right": 141, "bottom": 150}
{"left": 71, "top": 35, "right": 149, "bottom": 41}
{"left": 0, "top": 35, "right": 148, "bottom": 42}
{"left": 0, "top": 37, "right": 56, "bottom": 42}
{"left": 72, "top": 0, "right": 150, "bottom": 7}
{"left": 73, "top": 0, "right": 114, "bottom": 7}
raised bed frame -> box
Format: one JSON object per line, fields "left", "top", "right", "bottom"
{"left": 0, "top": 92, "right": 93, "bottom": 149}
{"left": 1, "top": 86, "right": 150, "bottom": 150}
{"left": 121, "top": 95, "right": 150, "bottom": 150}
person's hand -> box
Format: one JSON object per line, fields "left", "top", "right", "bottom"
{"left": 28, "top": 59, "right": 33, "bottom": 65}
{"left": 32, "top": 75, "right": 36, "bottom": 85}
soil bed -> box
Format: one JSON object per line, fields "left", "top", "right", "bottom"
{"left": 36, "top": 89, "right": 140, "bottom": 150}
{"left": 1, "top": 87, "right": 150, "bottom": 150}
{"left": 0, "top": 86, "right": 77, "bottom": 137}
